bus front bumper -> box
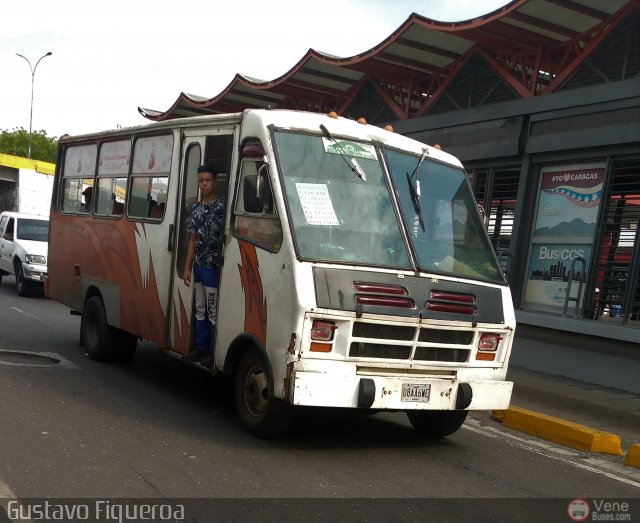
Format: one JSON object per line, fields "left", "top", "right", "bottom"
{"left": 292, "top": 370, "right": 513, "bottom": 411}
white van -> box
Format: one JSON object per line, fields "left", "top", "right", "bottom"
{"left": 0, "top": 211, "right": 49, "bottom": 296}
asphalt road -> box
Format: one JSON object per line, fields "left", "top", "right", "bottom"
{"left": 0, "top": 276, "right": 638, "bottom": 522}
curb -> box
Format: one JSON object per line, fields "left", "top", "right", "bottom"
{"left": 491, "top": 406, "right": 623, "bottom": 456}
{"left": 624, "top": 444, "right": 640, "bottom": 468}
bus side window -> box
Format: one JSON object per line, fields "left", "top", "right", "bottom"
{"left": 129, "top": 134, "right": 172, "bottom": 221}
{"left": 60, "top": 144, "right": 97, "bottom": 214}
{"left": 150, "top": 201, "right": 165, "bottom": 219}
{"left": 61, "top": 178, "right": 94, "bottom": 214}
{"left": 96, "top": 140, "right": 130, "bottom": 218}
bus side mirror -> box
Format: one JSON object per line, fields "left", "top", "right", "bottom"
{"left": 477, "top": 204, "right": 488, "bottom": 228}
{"left": 256, "top": 163, "right": 269, "bottom": 201}
{"left": 243, "top": 175, "right": 262, "bottom": 213}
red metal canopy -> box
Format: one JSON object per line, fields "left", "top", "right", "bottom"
{"left": 139, "top": 0, "right": 635, "bottom": 122}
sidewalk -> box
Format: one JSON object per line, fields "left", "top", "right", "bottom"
{"left": 497, "top": 366, "right": 640, "bottom": 465}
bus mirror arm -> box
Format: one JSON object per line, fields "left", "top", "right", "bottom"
{"left": 167, "top": 224, "right": 174, "bottom": 252}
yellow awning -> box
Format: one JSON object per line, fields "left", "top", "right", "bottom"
{"left": 0, "top": 153, "right": 55, "bottom": 176}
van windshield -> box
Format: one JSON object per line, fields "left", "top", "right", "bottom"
{"left": 385, "top": 148, "right": 504, "bottom": 284}
{"left": 17, "top": 218, "right": 49, "bottom": 242}
{"left": 275, "top": 131, "right": 411, "bottom": 268}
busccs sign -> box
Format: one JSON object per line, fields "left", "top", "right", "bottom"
{"left": 538, "top": 247, "right": 584, "bottom": 260}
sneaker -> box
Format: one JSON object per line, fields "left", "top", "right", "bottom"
{"left": 182, "top": 348, "right": 208, "bottom": 363}
{"left": 199, "top": 352, "right": 215, "bottom": 370}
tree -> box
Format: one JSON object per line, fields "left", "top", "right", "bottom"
{"left": 0, "top": 127, "right": 58, "bottom": 164}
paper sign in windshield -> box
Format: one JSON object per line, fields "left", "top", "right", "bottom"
{"left": 295, "top": 183, "right": 340, "bottom": 226}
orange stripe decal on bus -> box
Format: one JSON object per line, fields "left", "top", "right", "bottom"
{"left": 238, "top": 241, "right": 267, "bottom": 347}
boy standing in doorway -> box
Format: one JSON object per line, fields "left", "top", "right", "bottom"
{"left": 182, "top": 164, "right": 225, "bottom": 368}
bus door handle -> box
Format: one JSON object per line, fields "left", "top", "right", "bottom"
{"left": 167, "top": 224, "right": 174, "bottom": 252}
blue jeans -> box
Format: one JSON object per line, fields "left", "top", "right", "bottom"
{"left": 193, "top": 263, "right": 219, "bottom": 353}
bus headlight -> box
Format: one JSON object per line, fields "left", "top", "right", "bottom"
{"left": 476, "top": 333, "right": 503, "bottom": 361}
{"left": 310, "top": 320, "right": 337, "bottom": 353}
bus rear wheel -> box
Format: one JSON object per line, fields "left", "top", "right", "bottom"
{"left": 81, "top": 295, "right": 136, "bottom": 363}
{"left": 234, "top": 349, "right": 293, "bottom": 438}
{"left": 113, "top": 329, "right": 138, "bottom": 363}
{"left": 406, "top": 410, "right": 468, "bottom": 437}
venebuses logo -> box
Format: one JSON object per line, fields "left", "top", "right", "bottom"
{"left": 567, "top": 499, "right": 590, "bottom": 521}
{"left": 567, "top": 498, "right": 633, "bottom": 522}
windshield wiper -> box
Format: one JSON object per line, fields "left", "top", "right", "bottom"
{"left": 406, "top": 148, "right": 428, "bottom": 231}
{"left": 320, "top": 124, "right": 367, "bottom": 182}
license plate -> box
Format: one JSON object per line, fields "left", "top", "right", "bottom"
{"left": 401, "top": 383, "right": 431, "bottom": 403}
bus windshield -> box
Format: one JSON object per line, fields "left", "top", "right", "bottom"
{"left": 275, "top": 131, "right": 411, "bottom": 267}
{"left": 385, "top": 148, "right": 504, "bottom": 283}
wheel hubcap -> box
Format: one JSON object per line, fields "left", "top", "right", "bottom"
{"left": 85, "top": 310, "right": 99, "bottom": 347}
{"left": 243, "top": 365, "right": 269, "bottom": 417}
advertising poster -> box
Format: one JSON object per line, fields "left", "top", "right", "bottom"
{"left": 132, "top": 135, "right": 174, "bottom": 174}
{"left": 99, "top": 140, "right": 131, "bottom": 175}
{"left": 525, "top": 165, "right": 605, "bottom": 309}
{"left": 524, "top": 243, "right": 593, "bottom": 307}
{"left": 64, "top": 144, "right": 97, "bottom": 178}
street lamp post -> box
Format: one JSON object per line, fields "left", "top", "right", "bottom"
{"left": 16, "top": 51, "right": 53, "bottom": 159}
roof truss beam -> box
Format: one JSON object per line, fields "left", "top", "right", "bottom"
{"left": 377, "top": 51, "right": 438, "bottom": 74}
{"left": 297, "top": 67, "right": 359, "bottom": 87}
{"left": 543, "top": 0, "right": 611, "bottom": 20}
{"left": 395, "top": 37, "right": 461, "bottom": 60}
{"left": 508, "top": 11, "right": 579, "bottom": 39}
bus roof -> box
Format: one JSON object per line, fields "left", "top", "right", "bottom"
{"left": 58, "top": 109, "right": 462, "bottom": 169}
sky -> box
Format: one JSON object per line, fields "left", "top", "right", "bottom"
{"left": 1, "top": 0, "right": 511, "bottom": 139}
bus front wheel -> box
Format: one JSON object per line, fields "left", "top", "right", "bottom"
{"left": 234, "top": 349, "right": 293, "bottom": 438}
{"left": 406, "top": 410, "right": 468, "bottom": 437}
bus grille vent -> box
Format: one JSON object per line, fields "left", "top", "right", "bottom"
{"left": 350, "top": 322, "right": 473, "bottom": 363}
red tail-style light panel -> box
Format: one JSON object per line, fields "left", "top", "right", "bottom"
{"left": 430, "top": 291, "right": 475, "bottom": 303}
{"left": 355, "top": 295, "right": 415, "bottom": 308}
{"left": 426, "top": 302, "right": 476, "bottom": 315}
{"left": 353, "top": 282, "right": 408, "bottom": 295}
{"left": 426, "top": 290, "right": 476, "bottom": 316}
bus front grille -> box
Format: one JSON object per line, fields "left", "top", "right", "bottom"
{"left": 414, "top": 347, "right": 469, "bottom": 362}
{"left": 351, "top": 322, "right": 414, "bottom": 340}
{"left": 349, "top": 343, "right": 412, "bottom": 359}
{"left": 349, "top": 322, "right": 473, "bottom": 363}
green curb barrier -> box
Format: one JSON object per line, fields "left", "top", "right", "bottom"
{"left": 491, "top": 405, "right": 623, "bottom": 456}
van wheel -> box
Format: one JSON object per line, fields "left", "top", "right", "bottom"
{"left": 235, "top": 349, "right": 293, "bottom": 438}
{"left": 406, "top": 410, "right": 468, "bottom": 437}
{"left": 15, "top": 262, "right": 29, "bottom": 297}
{"left": 81, "top": 296, "right": 117, "bottom": 362}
